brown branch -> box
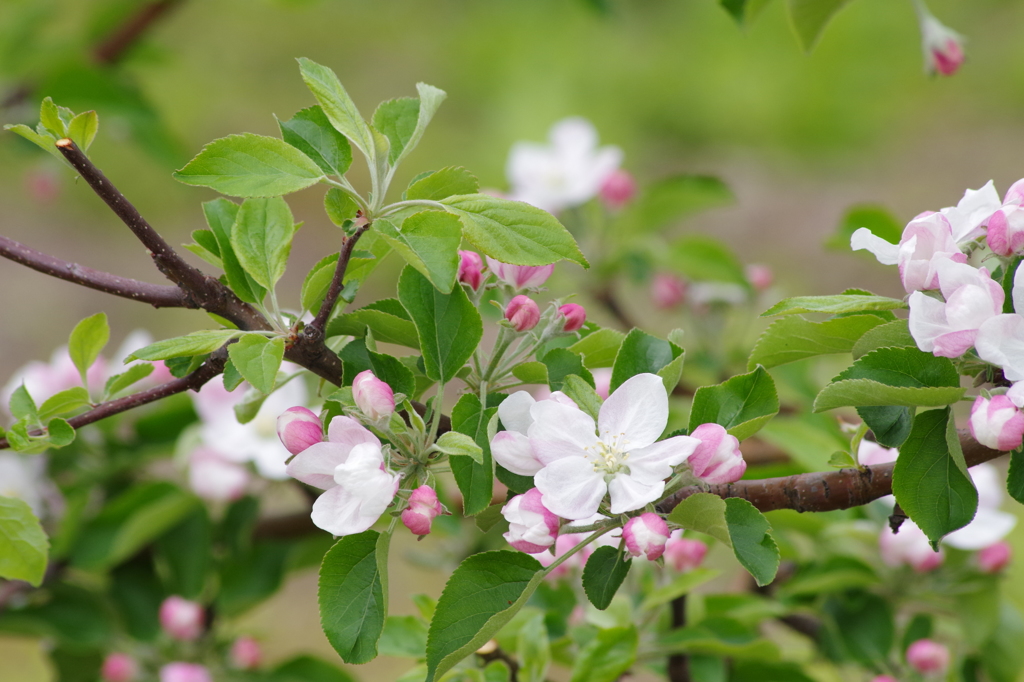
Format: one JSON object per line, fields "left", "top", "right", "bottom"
{"left": 93, "top": 0, "right": 184, "bottom": 65}
{"left": 667, "top": 595, "right": 690, "bottom": 682}
{"left": 305, "top": 221, "right": 371, "bottom": 337}
{"left": 0, "top": 349, "right": 227, "bottom": 450}
{"left": 0, "top": 234, "right": 190, "bottom": 308}
{"left": 592, "top": 284, "right": 637, "bottom": 331}
{"left": 659, "top": 430, "right": 1002, "bottom": 515}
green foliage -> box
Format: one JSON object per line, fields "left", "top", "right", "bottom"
{"left": 377, "top": 211, "right": 462, "bottom": 293}
{"left": 569, "top": 328, "right": 625, "bottom": 368}
{"left": 851, "top": 319, "right": 915, "bottom": 359}
{"left": 0, "top": 495, "right": 49, "bottom": 586}
{"left": 568, "top": 626, "right": 638, "bottom": 682}
{"left": 627, "top": 174, "right": 733, "bottom": 234}
{"left": 319, "top": 531, "right": 388, "bottom": 664}
{"left": 747, "top": 314, "right": 887, "bottom": 370}
{"left": 450, "top": 393, "right": 497, "bottom": 515}
{"left": 762, "top": 294, "right": 907, "bottom": 317}
{"left": 278, "top": 105, "right": 354, "bottom": 177}
{"left": 126, "top": 329, "right": 241, "bottom": 361}
{"left": 270, "top": 655, "right": 357, "bottom": 682}
{"left": 787, "top": 0, "right": 853, "bottom": 52}
{"left": 666, "top": 234, "right": 748, "bottom": 286}
{"left": 561, "top": 374, "right": 603, "bottom": 421}
{"left": 406, "top": 167, "right": 480, "bottom": 201}
{"left": 689, "top": 366, "right": 779, "bottom": 441}
{"left": 298, "top": 58, "right": 376, "bottom": 162}
{"left": 232, "top": 196, "right": 299, "bottom": 291}
{"left": 379, "top": 616, "right": 429, "bottom": 658}
{"left": 582, "top": 546, "right": 632, "bottom": 610}
{"left": 821, "top": 591, "right": 893, "bottom": 665}
{"left": 435, "top": 431, "right": 484, "bottom": 464}
{"left": 328, "top": 300, "right": 420, "bottom": 349}
{"left": 542, "top": 348, "right": 594, "bottom": 392}
{"left": 68, "top": 312, "right": 109, "bottom": 385}
{"left": 227, "top": 334, "right": 285, "bottom": 394}
{"left": 610, "top": 328, "right": 685, "bottom": 393}
{"left": 827, "top": 204, "right": 902, "bottom": 251}
{"left": 301, "top": 253, "right": 341, "bottom": 313}
{"left": 516, "top": 612, "right": 551, "bottom": 682}
{"left": 173, "top": 133, "right": 325, "bottom": 197}
{"left": 203, "top": 198, "right": 267, "bottom": 305}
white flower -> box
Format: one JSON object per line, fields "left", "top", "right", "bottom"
{"left": 944, "top": 463, "right": 1017, "bottom": 550}
{"left": 851, "top": 212, "right": 966, "bottom": 293}
{"left": 908, "top": 259, "right": 1003, "bottom": 357}
{"left": 507, "top": 117, "right": 623, "bottom": 213}
{"left": 0, "top": 453, "right": 48, "bottom": 516}
{"left": 285, "top": 416, "right": 399, "bottom": 537}
{"left": 940, "top": 181, "right": 1001, "bottom": 243}
{"left": 528, "top": 373, "right": 699, "bottom": 520}
{"left": 491, "top": 391, "right": 577, "bottom": 476}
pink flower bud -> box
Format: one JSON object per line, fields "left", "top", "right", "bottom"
{"left": 650, "top": 273, "right": 687, "bottom": 309}
{"left": 230, "top": 636, "right": 263, "bottom": 670}
{"left": 906, "top": 639, "right": 950, "bottom": 675}
{"left": 505, "top": 295, "right": 540, "bottom": 332}
{"left": 919, "top": 10, "right": 964, "bottom": 76}
{"left": 599, "top": 169, "right": 637, "bottom": 210}
{"left": 277, "top": 406, "right": 323, "bottom": 455}
{"left": 978, "top": 541, "right": 1012, "bottom": 573}
{"left": 401, "top": 485, "right": 443, "bottom": 536}
{"left": 623, "top": 513, "right": 670, "bottom": 561}
{"left": 688, "top": 423, "right": 746, "bottom": 484}
{"left": 352, "top": 370, "right": 395, "bottom": 421}
{"left": 101, "top": 653, "right": 138, "bottom": 682}
{"left": 592, "top": 368, "right": 612, "bottom": 400}
{"left": 458, "top": 251, "right": 484, "bottom": 290}
{"left": 160, "top": 663, "right": 212, "bottom": 682}
{"left": 502, "top": 488, "right": 560, "bottom": 554}
{"left": 969, "top": 395, "right": 1024, "bottom": 451}
{"left": 159, "top": 596, "right": 204, "bottom": 641}
{"left": 558, "top": 303, "right": 586, "bottom": 333}
{"left": 985, "top": 208, "right": 1024, "bottom": 257}
{"left": 486, "top": 257, "right": 554, "bottom": 290}
{"left": 664, "top": 533, "right": 708, "bottom": 572}
{"left": 745, "top": 264, "right": 773, "bottom": 292}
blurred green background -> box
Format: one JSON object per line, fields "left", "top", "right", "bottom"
{"left": 3, "top": 0, "right": 1024, "bottom": 679}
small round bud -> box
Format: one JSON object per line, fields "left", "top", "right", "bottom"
{"left": 623, "top": 513, "right": 670, "bottom": 561}
{"left": 906, "top": 639, "right": 950, "bottom": 675}
{"left": 650, "top": 273, "right": 687, "bottom": 309}
{"left": 978, "top": 541, "right": 1012, "bottom": 573}
{"left": 101, "top": 653, "right": 138, "bottom": 682}
{"left": 664, "top": 534, "right": 708, "bottom": 572}
{"left": 230, "top": 636, "right": 263, "bottom": 670}
{"left": 505, "top": 295, "right": 541, "bottom": 332}
{"left": 159, "top": 596, "right": 204, "bottom": 641}
{"left": 558, "top": 303, "right": 587, "bottom": 333}
{"left": 745, "top": 264, "right": 773, "bottom": 292}
{"left": 402, "top": 485, "right": 444, "bottom": 536}
{"left": 688, "top": 423, "right": 746, "bottom": 484}
{"left": 502, "top": 488, "right": 560, "bottom": 554}
{"left": 458, "top": 251, "right": 485, "bottom": 290}
{"left": 277, "top": 406, "right": 323, "bottom": 455}
{"left": 969, "top": 395, "right": 1024, "bottom": 451}
{"left": 352, "top": 370, "right": 395, "bottom": 421}
{"left": 599, "top": 169, "right": 637, "bottom": 210}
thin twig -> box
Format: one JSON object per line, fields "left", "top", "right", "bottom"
{"left": 0, "top": 234, "right": 190, "bottom": 308}
{"left": 92, "top": 0, "right": 184, "bottom": 65}
{"left": 305, "top": 222, "right": 371, "bottom": 337}
{"left": 667, "top": 595, "right": 690, "bottom": 682}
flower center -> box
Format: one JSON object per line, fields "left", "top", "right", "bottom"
{"left": 587, "top": 432, "right": 630, "bottom": 475}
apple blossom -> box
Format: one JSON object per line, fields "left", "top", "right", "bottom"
{"left": 908, "top": 259, "right": 1003, "bottom": 357}
{"left": 160, "top": 663, "right": 212, "bottom": 682}
{"left": 976, "top": 314, "right": 1024, "bottom": 382}
{"left": 230, "top": 636, "right": 263, "bottom": 670}
{"left": 558, "top": 303, "right": 586, "bottom": 332}
{"left": 977, "top": 541, "right": 1012, "bottom": 573}
{"left": 491, "top": 391, "right": 577, "bottom": 476}
{"left": 857, "top": 439, "right": 898, "bottom": 467}
{"left": 879, "top": 520, "right": 943, "bottom": 572}
{"left": 944, "top": 463, "right": 1017, "bottom": 550}
{"left": 906, "top": 639, "right": 950, "bottom": 675}
{"left": 505, "top": 295, "right": 541, "bottom": 332}
{"left": 969, "top": 395, "right": 1024, "bottom": 451}
{"left": 486, "top": 257, "right": 554, "bottom": 290}
{"left": 916, "top": 0, "right": 965, "bottom": 77}
{"left": 689, "top": 282, "right": 748, "bottom": 306}
{"left": 352, "top": 370, "right": 395, "bottom": 421}
{"left": 745, "top": 264, "right": 773, "bottom": 292}
{"left": 188, "top": 448, "right": 249, "bottom": 502}
{"left": 852, "top": 212, "right": 966, "bottom": 293}
{"left": 592, "top": 368, "right": 613, "bottom": 400}
{"left": 507, "top": 117, "right": 623, "bottom": 213}
{"left": 285, "top": 416, "right": 400, "bottom": 537}
{"left": 623, "top": 512, "right": 670, "bottom": 561}
{"left": 159, "top": 596, "right": 204, "bottom": 641}
{"left": 457, "top": 250, "right": 484, "bottom": 290}
{"left": 650, "top": 273, "right": 687, "bottom": 309}
{"left": 401, "top": 485, "right": 443, "bottom": 536}
{"left": 664, "top": 532, "right": 708, "bottom": 572}
{"left": 687, "top": 423, "right": 747, "bottom": 484}
{"left": 502, "top": 488, "right": 560, "bottom": 554}
{"left": 0, "top": 452, "right": 49, "bottom": 516}
{"left": 276, "top": 406, "right": 323, "bottom": 455}
{"left": 599, "top": 168, "right": 636, "bottom": 210}
{"left": 985, "top": 205, "right": 1024, "bottom": 257}
{"left": 101, "top": 653, "right": 138, "bottom": 682}
{"left": 529, "top": 373, "right": 700, "bottom": 519}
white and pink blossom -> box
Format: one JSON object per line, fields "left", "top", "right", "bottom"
{"left": 486, "top": 258, "right": 554, "bottom": 290}
{"left": 286, "top": 416, "right": 400, "bottom": 537}
{"left": 664, "top": 532, "right": 708, "bottom": 572}
{"left": 535, "top": 532, "right": 593, "bottom": 579}
{"left": 650, "top": 273, "right": 687, "bottom": 309}
{"left": 977, "top": 541, "right": 1012, "bottom": 573}
{"left": 230, "top": 636, "right": 263, "bottom": 670}
{"left": 623, "top": 513, "right": 670, "bottom": 561}
{"left": 558, "top": 303, "right": 587, "bottom": 333}
{"left": 908, "top": 259, "right": 1003, "bottom": 357}
{"left": 916, "top": 1, "right": 965, "bottom": 78}
{"left": 159, "top": 663, "right": 212, "bottom": 682}
{"left": 969, "top": 395, "right": 1024, "bottom": 451}
{"left": 159, "top": 596, "right": 204, "bottom": 641}
{"left": 592, "top": 368, "right": 613, "bottom": 401}
{"left": 352, "top": 370, "right": 395, "bottom": 421}
{"left": 857, "top": 439, "right": 898, "bottom": 467}
{"left": 599, "top": 169, "right": 637, "bottom": 210}
{"left": 906, "top": 639, "right": 951, "bottom": 675}
{"left": 505, "top": 295, "right": 541, "bottom": 332}
{"left": 745, "top": 264, "right": 773, "bottom": 292}
{"left": 101, "top": 653, "right": 138, "bottom": 682}
{"left": 401, "top": 485, "right": 443, "bottom": 536}
{"left": 491, "top": 391, "right": 577, "bottom": 476}
{"left": 687, "top": 423, "right": 746, "bottom": 484}
{"left": 188, "top": 448, "right": 249, "bottom": 503}
{"left": 502, "top": 488, "right": 560, "bottom": 554}
{"left": 852, "top": 212, "right": 967, "bottom": 293}
{"left": 879, "top": 520, "right": 943, "bottom": 572}
{"left": 277, "top": 406, "right": 323, "bottom": 455}
{"left": 944, "top": 463, "right": 1017, "bottom": 551}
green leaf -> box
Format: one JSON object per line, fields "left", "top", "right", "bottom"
{"left": 368, "top": 351, "right": 417, "bottom": 398}
{"left": 758, "top": 415, "right": 848, "bottom": 472}
{"left": 1007, "top": 449, "right": 1024, "bottom": 505}
{"left": 435, "top": 432, "right": 484, "bottom": 464}
{"left": 66, "top": 110, "right": 98, "bottom": 152}
{"left": 173, "top": 133, "right": 324, "bottom": 197}
{"left": 569, "top": 328, "right": 625, "bottom": 368}
{"left": 667, "top": 493, "right": 732, "bottom": 546}
{"left": 891, "top": 408, "right": 977, "bottom": 546}
{"left": 762, "top": 294, "right": 906, "bottom": 317}
{"left": 68, "top": 312, "right": 109, "bottom": 384}
{"left": 39, "top": 97, "right": 66, "bottom": 137}
{"left": 747, "top": 315, "right": 888, "bottom": 370}
{"left": 271, "top": 655, "right": 357, "bottom": 682}
{"left": 300, "top": 253, "right": 339, "bottom": 314}
{"left": 425, "top": 551, "right": 543, "bottom": 682}
{"left": 822, "top": 591, "right": 894, "bottom": 664}
{"left": 325, "top": 187, "right": 360, "bottom": 226}
{"left": 379, "top": 615, "right": 429, "bottom": 659}
{"left": 278, "top": 105, "right": 353, "bottom": 176}
{"left": 126, "top": 329, "right": 240, "bottom": 361}
{"left": 851, "top": 319, "right": 916, "bottom": 359}
{"left": 450, "top": 393, "right": 497, "bottom": 516}
{"left": 639, "top": 568, "right": 719, "bottom": 611}
{"left": 398, "top": 266, "right": 482, "bottom": 383}
{"left": 813, "top": 346, "right": 964, "bottom": 413}
{"left": 516, "top": 612, "right": 551, "bottom": 682}
{"left": 724, "top": 498, "right": 780, "bottom": 587}
{"left": 328, "top": 303, "right": 420, "bottom": 349}
{"left": 297, "top": 58, "right": 374, "bottom": 160}
{"left": 628, "top": 175, "right": 733, "bottom": 234}
{"left": 387, "top": 83, "right": 447, "bottom": 167}
{"left": 582, "top": 546, "right": 632, "bottom": 610}
{"left": 218, "top": 540, "right": 291, "bottom": 616}
{"left": 71, "top": 482, "right": 199, "bottom": 571}
{"left": 203, "top": 198, "right": 266, "bottom": 305}
{"left": 406, "top": 167, "right": 479, "bottom": 202}
{"left": 232, "top": 196, "right": 298, "bottom": 290}
{"left": 689, "top": 366, "right": 779, "bottom": 441}
{"left": 377, "top": 211, "right": 462, "bottom": 294}
{"left": 184, "top": 229, "right": 222, "bottom": 267}
{"left": 561, "top": 375, "right": 603, "bottom": 422}
{"left": 511, "top": 361, "right": 548, "bottom": 385}
{"left": 981, "top": 603, "right": 1024, "bottom": 682}
{"left": 46, "top": 418, "right": 75, "bottom": 448}
{"left": 788, "top": 0, "right": 853, "bottom": 52}
{"left": 8, "top": 385, "right": 37, "bottom": 421}
{"left": 156, "top": 508, "right": 211, "bottom": 600}
{"left": 0, "top": 496, "right": 49, "bottom": 586}
{"left": 857, "top": 405, "right": 914, "bottom": 449}
{"left": 319, "top": 531, "right": 387, "bottom": 664}
{"left": 227, "top": 335, "right": 285, "bottom": 394}
{"left": 610, "top": 329, "right": 684, "bottom": 393}
{"left": 826, "top": 204, "right": 902, "bottom": 252}
{"left": 38, "top": 387, "right": 90, "bottom": 421}
{"left": 720, "top": 0, "right": 775, "bottom": 24}
{"left": 568, "top": 626, "right": 638, "bottom": 682}
{"left": 4, "top": 123, "right": 60, "bottom": 159}
{"left": 666, "top": 234, "right": 748, "bottom": 286}
{"left": 441, "top": 194, "right": 587, "bottom": 267}
{"left": 543, "top": 349, "right": 594, "bottom": 393}
{"left": 373, "top": 97, "right": 419, "bottom": 164}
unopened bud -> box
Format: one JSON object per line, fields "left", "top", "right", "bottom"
{"left": 906, "top": 639, "right": 950, "bottom": 675}
{"left": 160, "top": 663, "right": 212, "bottom": 682}
{"left": 101, "top": 653, "right": 138, "bottom": 682}
{"left": 401, "top": 485, "right": 444, "bottom": 536}
{"left": 688, "top": 423, "right": 746, "bottom": 484}
{"left": 505, "top": 295, "right": 540, "bottom": 332}
{"left": 969, "top": 395, "right": 1024, "bottom": 451}
{"left": 230, "top": 636, "right": 263, "bottom": 670}
{"left": 650, "top": 273, "right": 687, "bottom": 309}
{"left": 599, "top": 169, "right": 637, "bottom": 210}
{"left": 664, "top": 535, "right": 708, "bottom": 572}
{"left": 978, "top": 541, "right": 1012, "bottom": 573}
{"left": 558, "top": 303, "right": 586, "bottom": 332}
{"left": 502, "top": 488, "right": 560, "bottom": 554}
{"left": 159, "top": 596, "right": 204, "bottom": 641}
{"left": 745, "top": 264, "right": 773, "bottom": 292}
{"left": 919, "top": 8, "right": 964, "bottom": 76}
{"left": 458, "top": 250, "right": 484, "bottom": 290}
{"left": 352, "top": 370, "right": 395, "bottom": 421}
{"left": 623, "top": 513, "right": 670, "bottom": 561}
{"left": 277, "top": 406, "right": 323, "bottom": 455}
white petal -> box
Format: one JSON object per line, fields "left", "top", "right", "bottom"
{"left": 535, "top": 457, "right": 607, "bottom": 520}
{"left": 1014, "top": 261, "right": 1024, "bottom": 315}
{"left": 550, "top": 117, "right": 598, "bottom": 154}
{"left": 944, "top": 508, "right": 1017, "bottom": 550}
{"left": 851, "top": 228, "right": 899, "bottom": 265}
{"left": 977, "top": 315, "right": 1024, "bottom": 381}
{"left": 607, "top": 474, "right": 664, "bottom": 514}
{"left": 907, "top": 291, "right": 951, "bottom": 353}
{"left": 310, "top": 486, "right": 365, "bottom": 536}
{"left": 327, "top": 415, "right": 381, "bottom": 450}
{"left": 528, "top": 400, "right": 598, "bottom": 465}
{"left": 598, "top": 373, "right": 668, "bottom": 451}
{"left": 498, "top": 391, "right": 536, "bottom": 435}
{"left": 286, "top": 442, "right": 351, "bottom": 489}
{"left": 970, "top": 462, "right": 1005, "bottom": 510}
{"left": 626, "top": 435, "right": 700, "bottom": 484}
{"left": 491, "top": 431, "right": 543, "bottom": 476}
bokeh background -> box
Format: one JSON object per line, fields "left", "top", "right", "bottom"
{"left": 2, "top": 0, "right": 1024, "bottom": 679}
